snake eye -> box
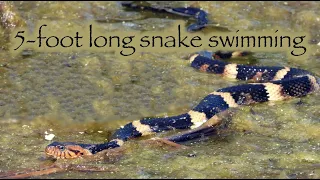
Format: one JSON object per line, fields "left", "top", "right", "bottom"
{"left": 57, "top": 145, "right": 65, "bottom": 151}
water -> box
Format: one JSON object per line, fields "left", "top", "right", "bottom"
{"left": 0, "top": 1, "right": 319, "bottom": 178}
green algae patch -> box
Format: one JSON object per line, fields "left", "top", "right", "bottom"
{"left": 278, "top": 123, "right": 320, "bottom": 142}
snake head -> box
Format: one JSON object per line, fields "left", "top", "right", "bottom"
{"left": 45, "top": 142, "right": 93, "bottom": 159}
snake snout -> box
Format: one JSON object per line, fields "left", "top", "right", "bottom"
{"left": 44, "top": 145, "right": 57, "bottom": 157}
{"left": 44, "top": 142, "right": 69, "bottom": 159}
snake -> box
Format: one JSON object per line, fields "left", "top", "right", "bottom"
{"left": 120, "top": 1, "right": 209, "bottom": 32}
{"left": 45, "top": 3, "right": 320, "bottom": 159}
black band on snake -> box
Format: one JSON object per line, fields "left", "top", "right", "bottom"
{"left": 45, "top": 3, "right": 319, "bottom": 159}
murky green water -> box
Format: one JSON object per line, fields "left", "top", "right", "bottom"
{"left": 0, "top": 1, "right": 319, "bottom": 179}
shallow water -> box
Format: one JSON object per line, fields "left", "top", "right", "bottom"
{"left": 0, "top": 1, "right": 319, "bottom": 179}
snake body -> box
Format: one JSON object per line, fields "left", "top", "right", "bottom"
{"left": 120, "top": 1, "right": 209, "bottom": 32}
{"left": 45, "top": 3, "right": 319, "bottom": 159}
